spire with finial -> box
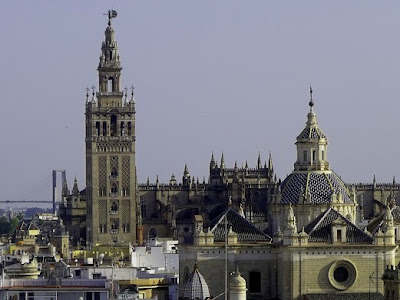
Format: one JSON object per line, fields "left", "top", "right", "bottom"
{"left": 309, "top": 85, "right": 314, "bottom": 112}
{"left": 62, "top": 178, "right": 69, "bottom": 197}
{"left": 294, "top": 86, "right": 329, "bottom": 172}
{"left": 210, "top": 152, "right": 216, "bottom": 169}
{"left": 257, "top": 152, "right": 262, "bottom": 169}
{"left": 268, "top": 151, "right": 274, "bottom": 173}
{"left": 124, "top": 87, "right": 128, "bottom": 104}
{"left": 91, "top": 86, "right": 96, "bottom": 102}
{"left": 85, "top": 87, "right": 90, "bottom": 103}
{"left": 220, "top": 152, "right": 225, "bottom": 169}
{"left": 183, "top": 164, "right": 190, "bottom": 185}
{"left": 72, "top": 175, "right": 79, "bottom": 195}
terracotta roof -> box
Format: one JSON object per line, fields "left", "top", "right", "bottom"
{"left": 210, "top": 209, "right": 271, "bottom": 243}
{"left": 303, "top": 208, "right": 373, "bottom": 244}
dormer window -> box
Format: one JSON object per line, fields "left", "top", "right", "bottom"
{"left": 331, "top": 218, "right": 347, "bottom": 243}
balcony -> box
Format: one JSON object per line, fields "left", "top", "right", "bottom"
{"left": 110, "top": 229, "right": 119, "bottom": 234}
{"left": 110, "top": 210, "right": 118, "bottom": 215}
{"left": 96, "top": 91, "right": 123, "bottom": 97}
{"left": 109, "top": 192, "right": 118, "bottom": 198}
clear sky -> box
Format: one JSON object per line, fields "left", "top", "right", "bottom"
{"left": 1, "top": 1, "right": 400, "bottom": 202}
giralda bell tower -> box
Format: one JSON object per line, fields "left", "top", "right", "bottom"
{"left": 85, "top": 11, "right": 139, "bottom": 246}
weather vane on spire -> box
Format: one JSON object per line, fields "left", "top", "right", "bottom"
{"left": 309, "top": 85, "right": 314, "bottom": 110}
{"left": 105, "top": 9, "right": 118, "bottom": 25}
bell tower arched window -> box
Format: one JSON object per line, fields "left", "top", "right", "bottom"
{"left": 110, "top": 115, "right": 117, "bottom": 136}
{"left": 107, "top": 77, "right": 114, "bottom": 92}
{"left": 111, "top": 202, "right": 118, "bottom": 214}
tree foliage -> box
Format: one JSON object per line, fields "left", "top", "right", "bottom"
{"left": 0, "top": 216, "right": 20, "bottom": 235}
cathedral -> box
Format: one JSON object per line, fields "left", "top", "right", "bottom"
{"left": 58, "top": 12, "right": 400, "bottom": 299}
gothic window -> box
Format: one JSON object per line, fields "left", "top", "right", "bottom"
{"left": 110, "top": 115, "right": 117, "bottom": 136}
{"left": 303, "top": 150, "right": 307, "bottom": 162}
{"left": 322, "top": 150, "right": 325, "bottom": 161}
{"left": 249, "top": 271, "right": 261, "bottom": 293}
{"left": 109, "top": 50, "right": 113, "bottom": 60}
{"left": 128, "top": 122, "right": 132, "bottom": 135}
{"left": 312, "top": 150, "right": 316, "bottom": 163}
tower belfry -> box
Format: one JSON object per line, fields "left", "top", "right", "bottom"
{"left": 85, "top": 11, "right": 138, "bottom": 246}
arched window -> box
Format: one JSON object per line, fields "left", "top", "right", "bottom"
{"left": 127, "top": 122, "right": 132, "bottom": 136}
{"left": 111, "top": 183, "right": 118, "bottom": 194}
{"left": 111, "top": 167, "right": 118, "bottom": 178}
{"left": 303, "top": 150, "right": 307, "bottom": 162}
{"left": 111, "top": 202, "right": 118, "bottom": 213}
{"left": 249, "top": 271, "right": 261, "bottom": 293}
{"left": 322, "top": 150, "right": 325, "bottom": 161}
{"left": 109, "top": 50, "right": 113, "bottom": 61}
{"left": 111, "top": 220, "right": 119, "bottom": 233}
{"left": 312, "top": 150, "right": 316, "bottom": 163}
{"left": 149, "top": 228, "right": 157, "bottom": 239}
{"left": 110, "top": 115, "right": 117, "bottom": 136}
{"left": 107, "top": 77, "right": 114, "bottom": 92}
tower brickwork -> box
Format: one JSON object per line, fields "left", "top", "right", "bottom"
{"left": 85, "top": 13, "right": 137, "bottom": 246}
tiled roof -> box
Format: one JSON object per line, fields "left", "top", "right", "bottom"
{"left": 391, "top": 205, "right": 400, "bottom": 220}
{"left": 183, "top": 266, "right": 210, "bottom": 300}
{"left": 281, "top": 172, "right": 352, "bottom": 205}
{"left": 304, "top": 293, "right": 384, "bottom": 300}
{"left": 303, "top": 208, "right": 373, "bottom": 244}
{"left": 297, "top": 126, "right": 326, "bottom": 139}
{"left": 210, "top": 209, "right": 271, "bottom": 243}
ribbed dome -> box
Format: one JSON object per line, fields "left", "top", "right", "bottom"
{"left": 183, "top": 263, "right": 210, "bottom": 300}
{"left": 281, "top": 171, "right": 352, "bottom": 205}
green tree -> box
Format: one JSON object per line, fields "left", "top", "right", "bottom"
{"left": 0, "top": 217, "right": 10, "bottom": 235}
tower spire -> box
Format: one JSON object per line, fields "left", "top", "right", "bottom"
{"left": 309, "top": 85, "right": 314, "bottom": 112}
{"left": 294, "top": 87, "right": 329, "bottom": 172}
{"left": 220, "top": 152, "right": 225, "bottom": 169}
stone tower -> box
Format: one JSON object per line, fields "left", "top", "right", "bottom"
{"left": 85, "top": 11, "right": 138, "bottom": 246}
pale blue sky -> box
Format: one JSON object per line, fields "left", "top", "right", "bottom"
{"left": 1, "top": 1, "right": 400, "bottom": 202}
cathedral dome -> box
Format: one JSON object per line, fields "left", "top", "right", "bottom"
{"left": 281, "top": 89, "right": 352, "bottom": 205}
{"left": 280, "top": 171, "right": 352, "bottom": 205}
{"left": 183, "top": 263, "right": 211, "bottom": 300}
